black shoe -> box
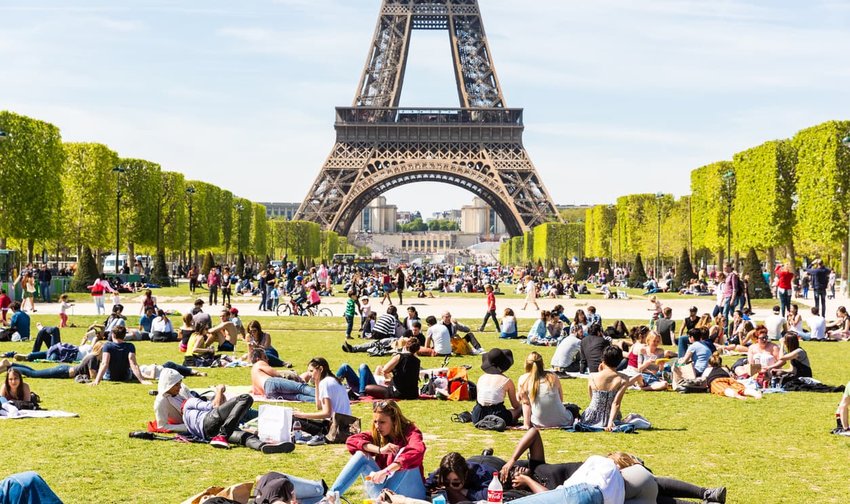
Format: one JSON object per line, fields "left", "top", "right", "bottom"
{"left": 703, "top": 487, "right": 726, "bottom": 504}
{"left": 481, "top": 448, "right": 494, "bottom": 456}
{"left": 261, "top": 441, "right": 295, "bottom": 454}
{"left": 129, "top": 431, "right": 156, "bottom": 440}
{"left": 342, "top": 342, "right": 352, "bottom": 353}
{"left": 348, "top": 389, "right": 361, "bottom": 401}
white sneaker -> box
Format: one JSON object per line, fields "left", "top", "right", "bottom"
{"left": 473, "top": 348, "right": 486, "bottom": 355}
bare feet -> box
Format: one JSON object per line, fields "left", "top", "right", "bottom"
{"left": 0, "top": 359, "right": 11, "bottom": 373}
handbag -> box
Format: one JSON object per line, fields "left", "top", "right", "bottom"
{"left": 325, "top": 412, "right": 361, "bottom": 444}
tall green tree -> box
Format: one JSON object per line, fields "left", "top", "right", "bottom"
{"left": 61, "top": 143, "right": 118, "bottom": 256}
{"left": 118, "top": 158, "right": 161, "bottom": 255}
{"left": 731, "top": 140, "right": 797, "bottom": 269}
{"left": 584, "top": 205, "right": 616, "bottom": 259}
{"left": 252, "top": 203, "right": 268, "bottom": 258}
{"left": 220, "top": 190, "right": 234, "bottom": 259}
{"left": 0, "top": 111, "right": 65, "bottom": 259}
{"left": 159, "top": 171, "right": 187, "bottom": 253}
{"left": 691, "top": 161, "right": 734, "bottom": 265}
{"left": 793, "top": 120, "right": 850, "bottom": 275}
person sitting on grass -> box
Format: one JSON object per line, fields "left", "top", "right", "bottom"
{"left": 292, "top": 357, "right": 353, "bottom": 444}
{"left": 178, "top": 313, "right": 195, "bottom": 353}
{"left": 551, "top": 325, "right": 582, "bottom": 374}
{"left": 8, "top": 302, "right": 30, "bottom": 341}
{"left": 762, "top": 332, "right": 812, "bottom": 380}
{"left": 91, "top": 326, "right": 151, "bottom": 386}
{"left": 244, "top": 320, "right": 287, "bottom": 367}
{"left": 518, "top": 352, "right": 574, "bottom": 429}
{"left": 735, "top": 326, "right": 780, "bottom": 380}
{"left": 580, "top": 346, "right": 641, "bottom": 431}
{"left": 250, "top": 349, "right": 315, "bottom": 402}
{"left": 328, "top": 400, "right": 427, "bottom": 500}
{"left": 443, "top": 311, "right": 484, "bottom": 355}
{"left": 186, "top": 319, "right": 217, "bottom": 356}
{"left": 472, "top": 349, "right": 521, "bottom": 426}
{"left": 679, "top": 328, "right": 714, "bottom": 376}
{"left": 207, "top": 308, "right": 241, "bottom": 351}
{"left": 337, "top": 338, "right": 421, "bottom": 400}
{"left": 702, "top": 352, "right": 762, "bottom": 400}
{"left": 635, "top": 332, "right": 675, "bottom": 391}
{"left": 497, "top": 428, "right": 727, "bottom": 504}
{"left": 138, "top": 305, "right": 157, "bottom": 341}
{"left": 500, "top": 308, "right": 518, "bottom": 339}
{"left": 526, "top": 310, "right": 553, "bottom": 346}
{"left": 150, "top": 309, "right": 178, "bottom": 343}
{"left": 181, "top": 383, "right": 294, "bottom": 453}
{"left": 424, "top": 315, "right": 452, "bottom": 357}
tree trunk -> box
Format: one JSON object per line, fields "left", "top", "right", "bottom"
{"left": 0, "top": 237, "right": 5, "bottom": 249}
{"left": 26, "top": 239, "right": 34, "bottom": 264}
{"left": 717, "top": 249, "right": 725, "bottom": 269}
{"left": 128, "top": 242, "right": 136, "bottom": 264}
{"left": 95, "top": 248, "right": 103, "bottom": 274}
{"left": 785, "top": 240, "right": 796, "bottom": 266}
{"left": 843, "top": 240, "right": 849, "bottom": 281}
{"left": 768, "top": 247, "right": 776, "bottom": 283}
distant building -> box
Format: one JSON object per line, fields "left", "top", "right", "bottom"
{"left": 259, "top": 202, "right": 300, "bottom": 220}
{"left": 351, "top": 196, "right": 398, "bottom": 233}
{"left": 397, "top": 211, "right": 413, "bottom": 225}
{"left": 431, "top": 209, "right": 462, "bottom": 223}
{"left": 461, "top": 197, "right": 505, "bottom": 236}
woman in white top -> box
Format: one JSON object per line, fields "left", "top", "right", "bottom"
{"left": 293, "top": 357, "right": 352, "bottom": 441}
{"left": 522, "top": 275, "right": 539, "bottom": 311}
{"left": 500, "top": 308, "right": 518, "bottom": 339}
{"left": 472, "top": 349, "right": 521, "bottom": 426}
{"left": 518, "top": 352, "right": 573, "bottom": 429}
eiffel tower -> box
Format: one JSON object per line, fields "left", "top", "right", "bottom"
{"left": 294, "top": 0, "right": 562, "bottom": 236}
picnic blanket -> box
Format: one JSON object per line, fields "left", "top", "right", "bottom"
{"left": 0, "top": 410, "right": 78, "bottom": 419}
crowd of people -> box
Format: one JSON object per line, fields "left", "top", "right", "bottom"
{"left": 2, "top": 256, "right": 850, "bottom": 504}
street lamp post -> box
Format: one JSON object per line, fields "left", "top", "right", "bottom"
{"left": 112, "top": 166, "right": 126, "bottom": 274}
{"left": 655, "top": 192, "right": 663, "bottom": 279}
{"left": 186, "top": 186, "right": 196, "bottom": 267}
{"left": 235, "top": 203, "right": 244, "bottom": 258}
{"left": 722, "top": 170, "right": 735, "bottom": 265}
{"left": 842, "top": 136, "right": 850, "bottom": 293}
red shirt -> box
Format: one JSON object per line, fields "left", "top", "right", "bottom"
{"left": 486, "top": 291, "right": 496, "bottom": 311}
{"left": 775, "top": 266, "right": 794, "bottom": 290}
{"left": 346, "top": 424, "right": 426, "bottom": 478}
{"left": 0, "top": 294, "right": 10, "bottom": 310}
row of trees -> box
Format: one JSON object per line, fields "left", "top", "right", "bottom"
{"left": 580, "top": 119, "right": 850, "bottom": 279}
{"left": 0, "top": 111, "right": 354, "bottom": 280}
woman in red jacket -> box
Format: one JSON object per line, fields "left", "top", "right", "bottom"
{"left": 329, "top": 400, "right": 427, "bottom": 500}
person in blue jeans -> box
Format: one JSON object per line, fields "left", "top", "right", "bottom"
{"left": 30, "top": 324, "right": 61, "bottom": 353}
{"left": 330, "top": 400, "right": 427, "bottom": 500}
{"left": 251, "top": 349, "right": 315, "bottom": 402}
{"left": 0, "top": 471, "right": 62, "bottom": 504}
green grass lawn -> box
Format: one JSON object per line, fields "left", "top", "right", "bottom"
{"left": 2, "top": 314, "right": 849, "bottom": 503}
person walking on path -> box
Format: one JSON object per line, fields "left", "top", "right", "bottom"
{"left": 207, "top": 266, "right": 221, "bottom": 306}
{"left": 522, "top": 275, "right": 539, "bottom": 311}
{"left": 478, "top": 284, "right": 501, "bottom": 332}
{"left": 806, "top": 259, "right": 830, "bottom": 320}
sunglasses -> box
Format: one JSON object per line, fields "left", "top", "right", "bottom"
{"left": 446, "top": 479, "right": 464, "bottom": 489}
{"left": 372, "top": 400, "right": 395, "bottom": 412}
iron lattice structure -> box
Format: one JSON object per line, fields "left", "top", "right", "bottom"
{"left": 295, "top": 0, "right": 562, "bottom": 236}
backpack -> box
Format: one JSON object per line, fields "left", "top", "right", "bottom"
{"left": 733, "top": 273, "right": 745, "bottom": 297}
{"left": 447, "top": 367, "right": 472, "bottom": 401}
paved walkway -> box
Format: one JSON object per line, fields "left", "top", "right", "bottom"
{"left": 25, "top": 288, "right": 843, "bottom": 323}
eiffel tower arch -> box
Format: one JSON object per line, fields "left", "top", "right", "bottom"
{"left": 295, "top": 0, "right": 562, "bottom": 237}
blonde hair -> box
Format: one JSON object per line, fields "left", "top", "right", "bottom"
{"left": 371, "top": 401, "right": 414, "bottom": 447}
{"left": 523, "top": 352, "right": 554, "bottom": 402}
{"left": 645, "top": 332, "right": 660, "bottom": 346}
{"left": 608, "top": 452, "right": 642, "bottom": 469}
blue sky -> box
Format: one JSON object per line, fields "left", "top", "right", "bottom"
{"left": 2, "top": 0, "right": 849, "bottom": 217}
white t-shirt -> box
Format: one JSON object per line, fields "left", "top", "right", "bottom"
{"left": 427, "top": 324, "right": 452, "bottom": 355}
{"left": 551, "top": 335, "right": 581, "bottom": 369}
{"left": 764, "top": 314, "right": 786, "bottom": 339}
{"left": 562, "top": 455, "right": 624, "bottom": 504}
{"left": 807, "top": 315, "right": 826, "bottom": 340}
{"left": 318, "top": 376, "right": 352, "bottom": 416}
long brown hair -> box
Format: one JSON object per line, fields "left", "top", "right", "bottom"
{"left": 523, "top": 352, "right": 554, "bottom": 402}
{"left": 3, "top": 368, "right": 25, "bottom": 401}
{"left": 371, "top": 400, "right": 413, "bottom": 447}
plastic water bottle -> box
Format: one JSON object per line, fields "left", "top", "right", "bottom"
{"left": 487, "top": 473, "right": 503, "bottom": 504}
{"left": 292, "top": 420, "right": 302, "bottom": 442}
{"left": 432, "top": 493, "right": 447, "bottom": 504}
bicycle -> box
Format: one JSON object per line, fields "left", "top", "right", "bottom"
{"left": 276, "top": 297, "right": 333, "bottom": 317}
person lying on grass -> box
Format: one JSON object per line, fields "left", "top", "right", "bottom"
{"left": 181, "top": 381, "right": 293, "bottom": 453}
{"left": 91, "top": 326, "right": 150, "bottom": 386}
{"left": 425, "top": 452, "right": 500, "bottom": 504}
{"left": 836, "top": 381, "right": 850, "bottom": 434}
{"left": 251, "top": 349, "right": 315, "bottom": 401}
{"left": 337, "top": 337, "right": 421, "bottom": 400}
{"left": 701, "top": 352, "right": 762, "bottom": 400}
{"left": 1, "top": 368, "right": 31, "bottom": 403}
{"left": 499, "top": 428, "right": 727, "bottom": 503}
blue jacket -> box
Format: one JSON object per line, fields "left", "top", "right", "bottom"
{"left": 806, "top": 267, "right": 830, "bottom": 291}
{"left": 10, "top": 311, "right": 30, "bottom": 341}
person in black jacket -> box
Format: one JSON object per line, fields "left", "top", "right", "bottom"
{"left": 578, "top": 323, "right": 610, "bottom": 374}
{"left": 805, "top": 259, "right": 831, "bottom": 323}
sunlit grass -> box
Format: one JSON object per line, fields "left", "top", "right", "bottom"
{"left": 1, "top": 314, "right": 848, "bottom": 503}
